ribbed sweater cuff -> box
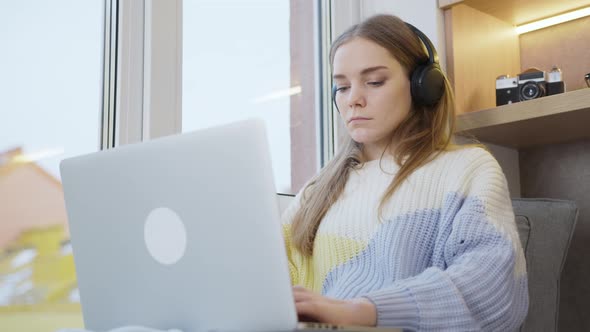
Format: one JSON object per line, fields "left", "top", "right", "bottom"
{"left": 364, "top": 286, "right": 420, "bottom": 331}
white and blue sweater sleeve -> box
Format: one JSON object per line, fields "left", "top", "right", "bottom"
{"left": 364, "top": 152, "right": 529, "bottom": 331}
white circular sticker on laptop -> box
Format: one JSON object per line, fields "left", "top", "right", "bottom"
{"left": 144, "top": 207, "right": 187, "bottom": 265}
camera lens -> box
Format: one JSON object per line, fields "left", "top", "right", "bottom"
{"left": 520, "top": 81, "right": 545, "bottom": 100}
{"left": 585, "top": 73, "right": 590, "bottom": 88}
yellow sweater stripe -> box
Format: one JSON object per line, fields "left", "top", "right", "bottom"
{"left": 282, "top": 224, "right": 367, "bottom": 293}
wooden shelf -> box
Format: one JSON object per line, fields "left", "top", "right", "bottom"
{"left": 439, "top": 0, "right": 590, "bottom": 25}
{"left": 455, "top": 89, "right": 590, "bottom": 148}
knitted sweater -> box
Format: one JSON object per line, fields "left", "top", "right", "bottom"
{"left": 281, "top": 147, "right": 529, "bottom": 331}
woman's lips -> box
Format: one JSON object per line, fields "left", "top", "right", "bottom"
{"left": 348, "top": 117, "right": 371, "bottom": 124}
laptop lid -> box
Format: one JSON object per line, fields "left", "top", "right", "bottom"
{"left": 60, "top": 119, "right": 298, "bottom": 332}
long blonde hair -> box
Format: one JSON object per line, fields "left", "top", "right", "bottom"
{"left": 291, "top": 14, "right": 459, "bottom": 256}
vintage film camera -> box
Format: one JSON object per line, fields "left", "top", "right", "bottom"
{"left": 496, "top": 66, "right": 565, "bottom": 106}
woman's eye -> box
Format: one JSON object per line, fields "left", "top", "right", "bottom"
{"left": 368, "top": 81, "right": 384, "bottom": 86}
{"left": 336, "top": 86, "right": 349, "bottom": 92}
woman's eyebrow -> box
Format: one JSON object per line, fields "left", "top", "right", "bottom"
{"left": 333, "top": 65, "right": 389, "bottom": 80}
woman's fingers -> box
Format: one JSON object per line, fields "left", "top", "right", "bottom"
{"left": 292, "top": 286, "right": 336, "bottom": 324}
{"left": 291, "top": 285, "right": 372, "bottom": 326}
{"left": 295, "top": 301, "right": 321, "bottom": 320}
{"left": 292, "top": 285, "right": 309, "bottom": 292}
{"left": 292, "top": 285, "right": 315, "bottom": 302}
{"left": 293, "top": 286, "right": 323, "bottom": 321}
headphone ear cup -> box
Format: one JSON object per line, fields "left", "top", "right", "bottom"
{"left": 410, "top": 64, "right": 445, "bottom": 107}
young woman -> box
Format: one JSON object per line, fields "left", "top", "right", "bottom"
{"left": 282, "top": 14, "right": 529, "bottom": 331}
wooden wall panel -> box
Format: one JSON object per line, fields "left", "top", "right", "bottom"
{"left": 444, "top": 0, "right": 590, "bottom": 25}
{"left": 444, "top": 4, "right": 521, "bottom": 114}
{"left": 520, "top": 16, "right": 590, "bottom": 92}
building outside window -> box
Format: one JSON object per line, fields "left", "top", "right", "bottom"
{"left": 0, "top": 0, "right": 103, "bottom": 330}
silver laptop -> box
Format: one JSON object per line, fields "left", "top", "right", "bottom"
{"left": 60, "top": 118, "right": 399, "bottom": 332}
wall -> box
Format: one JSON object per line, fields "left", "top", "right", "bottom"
{"left": 485, "top": 142, "right": 521, "bottom": 197}
{"left": 360, "top": 0, "right": 447, "bottom": 72}
{"left": 520, "top": 139, "right": 590, "bottom": 332}
{"left": 290, "top": 0, "right": 318, "bottom": 193}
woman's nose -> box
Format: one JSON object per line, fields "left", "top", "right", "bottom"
{"left": 347, "top": 86, "right": 366, "bottom": 109}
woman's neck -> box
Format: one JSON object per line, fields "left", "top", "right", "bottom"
{"left": 361, "top": 142, "right": 397, "bottom": 162}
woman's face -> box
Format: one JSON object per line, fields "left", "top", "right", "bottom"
{"left": 332, "top": 37, "right": 412, "bottom": 159}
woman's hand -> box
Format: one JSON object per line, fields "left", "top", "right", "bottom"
{"left": 293, "top": 285, "right": 377, "bottom": 326}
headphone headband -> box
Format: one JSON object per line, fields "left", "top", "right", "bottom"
{"left": 405, "top": 23, "right": 439, "bottom": 65}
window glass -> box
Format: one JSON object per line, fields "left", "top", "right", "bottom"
{"left": 183, "top": 0, "right": 320, "bottom": 194}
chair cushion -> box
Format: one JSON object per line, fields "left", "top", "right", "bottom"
{"left": 512, "top": 198, "right": 578, "bottom": 332}
{"left": 515, "top": 215, "right": 531, "bottom": 252}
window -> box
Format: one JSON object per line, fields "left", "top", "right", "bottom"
{"left": 0, "top": 0, "right": 103, "bottom": 330}
{"left": 183, "top": 0, "right": 325, "bottom": 194}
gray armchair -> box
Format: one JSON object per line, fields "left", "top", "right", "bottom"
{"left": 513, "top": 198, "right": 578, "bottom": 332}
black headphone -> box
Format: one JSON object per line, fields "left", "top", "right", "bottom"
{"left": 332, "top": 22, "right": 445, "bottom": 112}
{"left": 405, "top": 23, "right": 445, "bottom": 107}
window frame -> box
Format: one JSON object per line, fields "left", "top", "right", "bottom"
{"left": 108, "top": 0, "right": 363, "bottom": 169}
{"left": 103, "top": 0, "right": 182, "bottom": 149}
